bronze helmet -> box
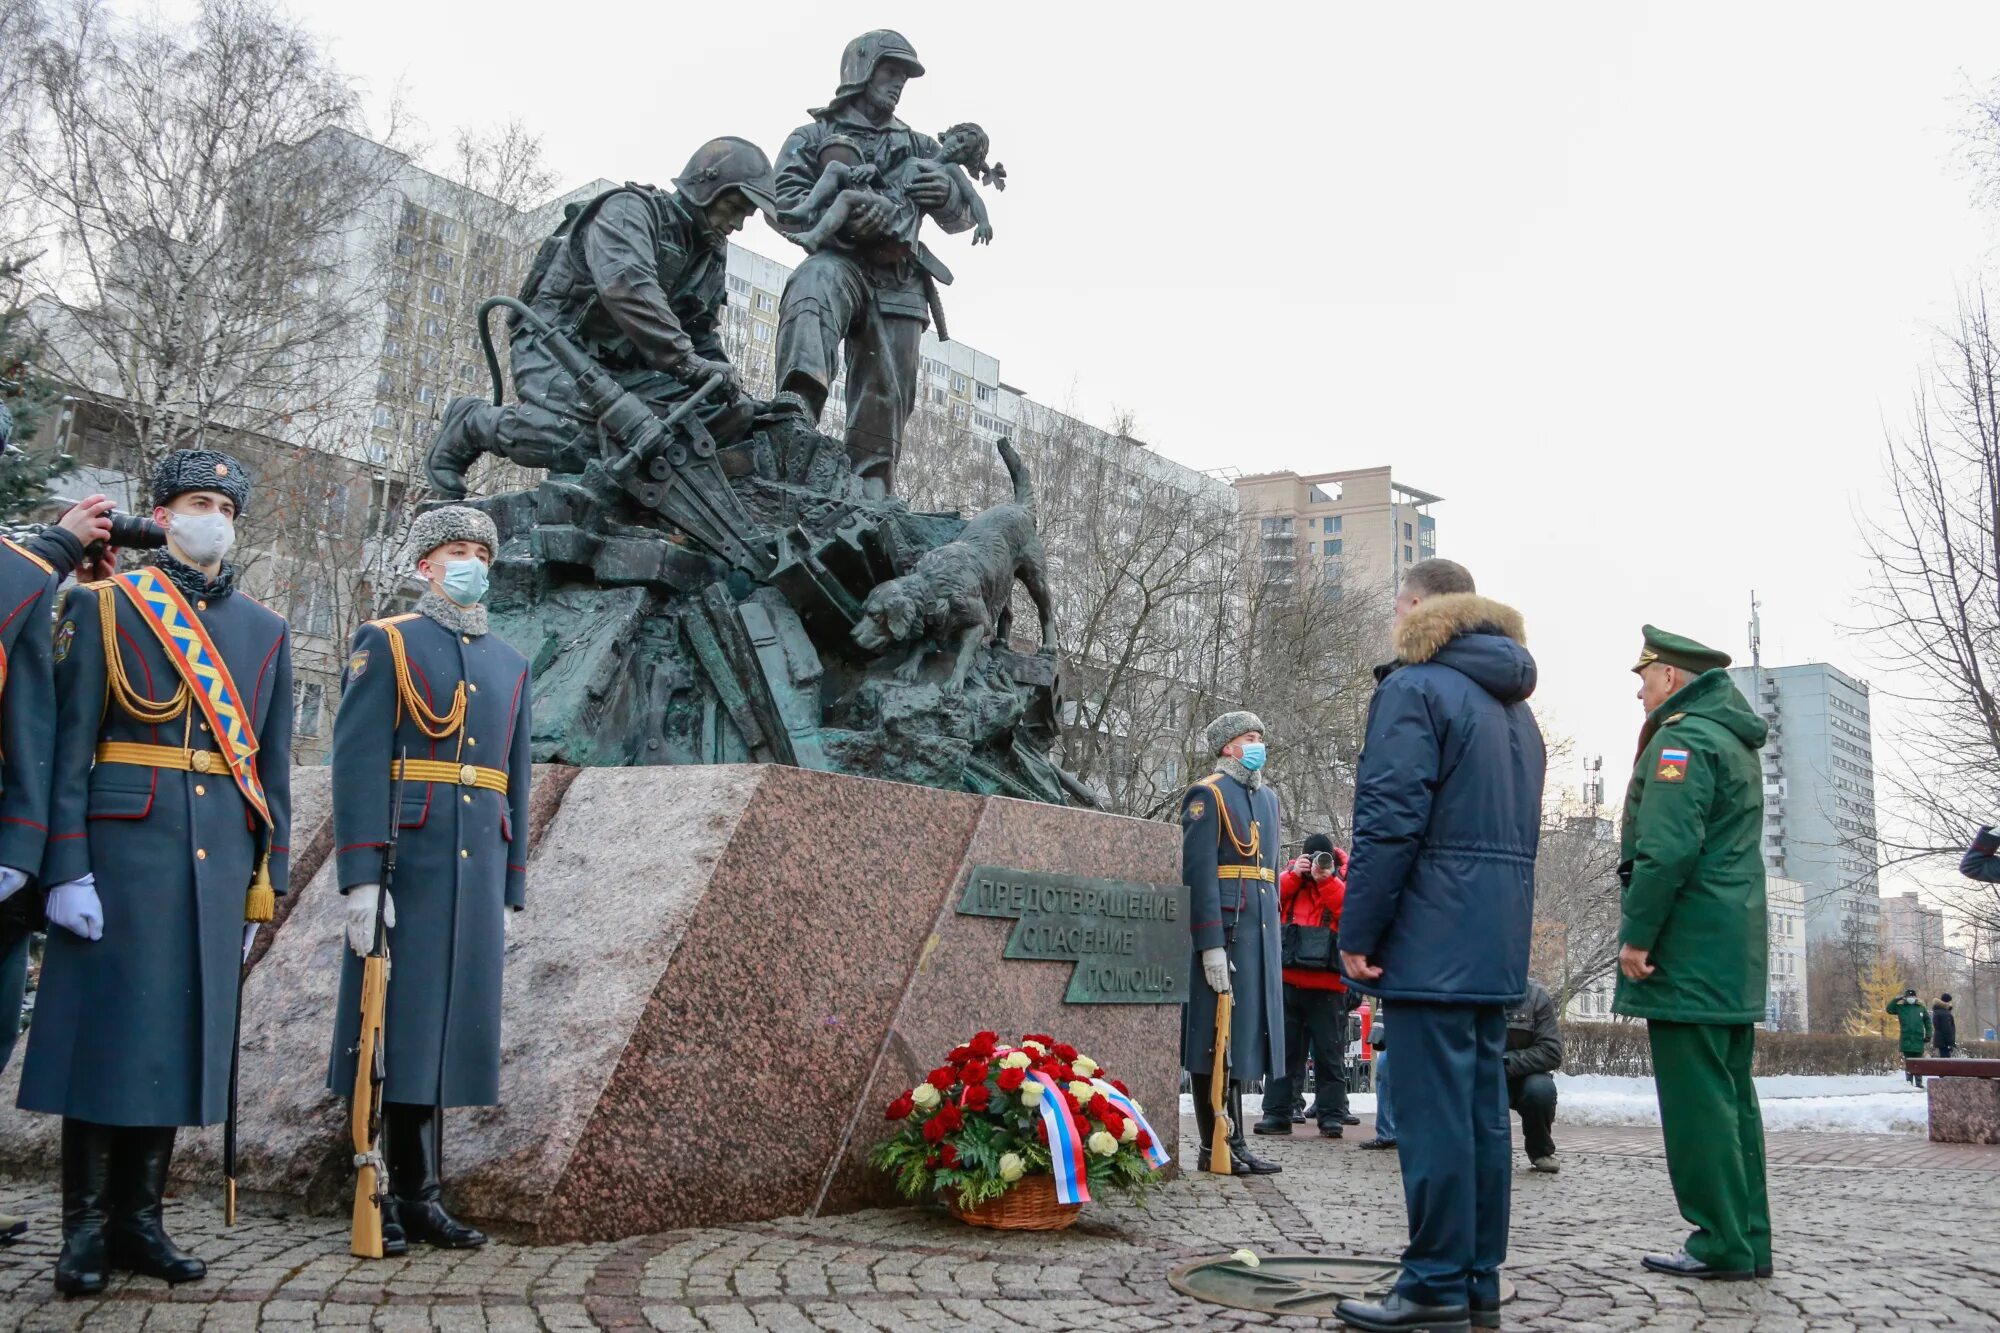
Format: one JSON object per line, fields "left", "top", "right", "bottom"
{"left": 672, "top": 137, "right": 779, "bottom": 215}
{"left": 832, "top": 29, "right": 924, "bottom": 105}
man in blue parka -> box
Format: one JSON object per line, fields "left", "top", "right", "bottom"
{"left": 327, "top": 505, "right": 531, "bottom": 1253}
{"left": 1335, "top": 559, "right": 1545, "bottom": 1333}
{"left": 19, "top": 451, "right": 292, "bottom": 1295}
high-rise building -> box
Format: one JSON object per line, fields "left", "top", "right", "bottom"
{"left": 1229, "top": 468, "right": 1441, "bottom": 602}
{"left": 1726, "top": 658, "right": 1881, "bottom": 947}
{"left": 1766, "top": 876, "right": 1809, "bottom": 1031}
{"left": 1881, "top": 890, "right": 1947, "bottom": 975}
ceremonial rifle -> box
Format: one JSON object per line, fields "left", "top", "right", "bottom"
{"left": 349, "top": 748, "right": 407, "bottom": 1258}
{"left": 1208, "top": 987, "right": 1234, "bottom": 1176}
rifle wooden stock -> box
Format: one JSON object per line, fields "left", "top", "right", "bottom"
{"left": 1208, "top": 988, "right": 1233, "bottom": 1175}
{"left": 349, "top": 951, "right": 388, "bottom": 1259}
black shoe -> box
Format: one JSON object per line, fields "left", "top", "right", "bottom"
{"left": 1469, "top": 1296, "right": 1500, "bottom": 1329}
{"left": 1357, "top": 1137, "right": 1398, "bottom": 1150}
{"left": 1755, "top": 1264, "right": 1774, "bottom": 1279}
{"left": 1228, "top": 1087, "right": 1282, "bottom": 1173}
{"left": 1343, "top": 1114, "right": 1362, "bottom": 1125}
{"left": 1191, "top": 1095, "right": 1251, "bottom": 1175}
{"left": 1320, "top": 1124, "right": 1345, "bottom": 1139}
{"left": 425, "top": 397, "right": 493, "bottom": 499}
{"left": 1291, "top": 1111, "right": 1308, "bottom": 1124}
{"left": 54, "top": 1119, "right": 113, "bottom": 1297}
{"left": 0, "top": 1213, "right": 26, "bottom": 1243}
{"left": 379, "top": 1199, "right": 409, "bottom": 1258}
{"left": 1335, "top": 1291, "right": 1472, "bottom": 1331}
{"left": 1641, "top": 1249, "right": 1754, "bottom": 1281}
{"left": 385, "top": 1104, "right": 487, "bottom": 1249}
{"left": 106, "top": 1127, "right": 205, "bottom": 1285}
{"left": 1253, "top": 1117, "right": 1294, "bottom": 1136}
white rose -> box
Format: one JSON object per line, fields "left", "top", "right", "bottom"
{"left": 1022, "top": 1040, "right": 1048, "bottom": 1056}
{"left": 998, "top": 1152, "right": 1025, "bottom": 1183}
{"left": 910, "top": 1083, "right": 941, "bottom": 1111}
{"left": 1068, "top": 1081, "right": 1096, "bottom": 1105}
{"left": 1087, "top": 1130, "right": 1118, "bottom": 1157}
{"left": 1073, "top": 1056, "right": 1099, "bottom": 1077}
{"left": 1119, "top": 1119, "right": 1138, "bottom": 1143}
{"left": 1020, "top": 1080, "right": 1046, "bottom": 1107}
{"left": 1000, "top": 1051, "right": 1032, "bottom": 1070}
{"left": 1231, "top": 1248, "right": 1261, "bottom": 1268}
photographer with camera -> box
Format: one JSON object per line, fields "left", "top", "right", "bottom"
{"left": 1256, "top": 834, "right": 1354, "bottom": 1139}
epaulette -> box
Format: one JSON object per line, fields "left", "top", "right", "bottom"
{"left": 80, "top": 578, "right": 116, "bottom": 591}
{"left": 0, "top": 536, "right": 54, "bottom": 577}
{"left": 367, "top": 612, "right": 422, "bottom": 628}
{"left": 1663, "top": 712, "right": 1686, "bottom": 724}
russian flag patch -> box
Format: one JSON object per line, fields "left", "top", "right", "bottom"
{"left": 1657, "top": 748, "right": 1689, "bottom": 782}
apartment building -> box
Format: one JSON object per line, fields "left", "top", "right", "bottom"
{"left": 1230, "top": 467, "right": 1441, "bottom": 602}
{"left": 1882, "top": 890, "right": 1948, "bottom": 978}
{"left": 1767, "top": 875, "right": 1809, "bottom": 1031}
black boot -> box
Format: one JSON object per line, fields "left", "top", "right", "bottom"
{"left": 385, "top": 1103, "right": 486, "bottom": 1249}
{"left": 54, "top": 1119, "right": 114, "bottom": 1297}
{"left": 1191, "top": 1093, "right": 1250, "bottom": 1176}
{"left": 378, "top": 1196, "right": 408, "bottom": 1258}
{"left": 424, "top": 397, "right": 498, "bottom": 498}
{"left": 106, "top": 1127, "right": 205, "bottom": 1285}
{"left": 1228, "top": 1086, "right": 1282, "bottom": 1174}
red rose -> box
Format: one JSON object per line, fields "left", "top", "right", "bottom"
{"left": 922, "top": 1116, "right": 949, "bottom": 1143}
{"left": 970, "top": 1031, "right": 999, "bottom": 1058}
{"left": 1063, "top": 1091, "right": 1082, "bottom": 1117}
{"left": 962, "top": 1060, "right": 991, "bottom": 1086}
{"left": 886, "top": 1093, "right": 914, "bottom": 1120}
{"left": 927, "top": 1150, "right": 940, "bottom": 1167}
{"left": 940, "top": 1143, "right": 959, "bottom": 1168}
{"left": 1136, "top": 1128, "right": 1154, "bottom": 1151}
{"left": 1099, "top": 1107, "right": 1127, "bottom": 1138}
{"left": 1111, "top": 1079, "right": 1130, "bottom": 1096}
{"left": 937, "top": 1103, "right": 964, "bottom": 1132}
{"left": 926, "top": 1067, "right": 955, "bottom": 1091}
{"left": 1026, "top": 1032, "right": 1054, "bottom": 1046}
{"left": 1050, "top": 1064, "right": 1075, "bottom": 1084}
{"left": 947, "top": 1045, "right": 972, "bottom": 1065}
{"left": 997, "top": 1067, "right": 1026, "bottom": 1093}
{"left": 962, "top": 1084, "right": 992, "bottom": 1112}
{"left": 1053, "top": 1043, "right": 1079, "bottom": 1062}
{"left": 1035, "top": 1120, "right": 1049, "bottom": 1143}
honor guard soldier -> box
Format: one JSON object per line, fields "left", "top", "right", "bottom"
{"left": 327, "top": 505, "right": 531, "bottom": 1253}
{"left": 18, "top": 452, "right": 292, "bottom": 1295}
{"left": 1181, "top": 710, "right": 1285, "bottom": 1175}
{"left": 1616, "top": 626, "right": 1773, "bottom": 1283}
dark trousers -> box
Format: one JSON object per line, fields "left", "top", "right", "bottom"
{"left": 1937, "top": 1044, "right": 1955, "bottom": 1059}
{"left": 1268, "top": 985, "right": 1349, "bottom": 1125}
{"left": 1648, "top": 1020, "right": 1770, "bottom": 1273}
{"left": 1507, "top": 1072, "right": 1557, "bottom": 1159}
{"left": 1391, "top": 1002, "right": 1510, "bottom": 1309}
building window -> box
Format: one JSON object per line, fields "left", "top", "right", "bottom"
{"left": 390, "top": 272, "right": 410, "bottom": 292}
{"left": 435, "top": 219, "right": 458, "bottom": 242}
{"left": 726, "top": 275, "right": 750, "bottom": 295}
{"left": 386, "top": 308, "right": 405, "bottom": 328}
{"left": 382, "top": 336, "right": 403, "bottom": 357}
{"left": 976, "top": 383, "right": 993, "bottom": 402}
{"left": 1324, "top": 515, "right": 1342, "bottom": 533}
{"left": 432, "top": 252, "right": 453, "bottom": 275}
{"left": 755, "top": 291, "right": 775, "bottom": 312}
{"left": 295, "top": 681, "right": 326, "bottom": 737}
{"left": 417, "top": 384, "right": 437, "bottom": 404}
{"left": 292, "top": 576, "right": 335, "bottom": 638}
{"left": 375, "top": 372, "right": 394, "bottom": 394}
{"left": 753, "top": 322, "right": 772, "bottom": 342}
{"left": 1324, "top": 539, "right": 1342, "bottom": 555}
{"left": 373, "top": 406, "right": 395, "bottom": 429}
{"left": 952, "top": 374, "right": 967, "bottom": 394}
{"left": 400, "top": 202, "right": 421, "bottom": 230}
{"left": 953, "top": 403, "right": 969, "bottom": 423}
{"left": 428, "top": 283, "right": 446, "bottom": 304}
{"left": 1404, "top": 522, "right": 1413, "bottom": 540}
{"left": 459, "top": 363, "right": 477, "bottom": 382}
{"left": 395, "top": 236, "right": 415, "bottom": 257}
{"left": 1404, "top": 544, "right": 1414, "bottom": 562}
{"left": 424, "top": 316, "right": 446, "bottom": 337}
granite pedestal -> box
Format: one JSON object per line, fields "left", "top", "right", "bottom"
{"left": 0, "top": 765, "right": 1184, "bottom": 1242}
{"left": 1909, "top": 1058, "right": 2000, "bottom": 1144}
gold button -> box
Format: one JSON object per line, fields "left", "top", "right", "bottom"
{"left": 196, "top": 849, "right": 207, "bottom": 861}
{"left": 459, "top": 763, "right": 477, "bottom": 786}
{"left": 197, "top": 599, "right": 207, "bottom": 611}
{"left": 460, "top": 849, "right": 469, "bottom": 859}
{"left": 462, "top": 794, "right": 471, "bottom": 804}
{"left": 468, "top": 683, "right": 478, "bottom": 693}
{"left": 467, "top": 737, "right": 477, "bottom": 747}
{"left": 192, "top": 751, "right": 214, "bottom": 774}
{"left": 199, "top": 723, "right": 210, "bottom": 733}
{"left": 195, "top": 784, "right": 206, "bottom": 796}
{"left": 462, "top": 635, "right": 471, "bottom": 644}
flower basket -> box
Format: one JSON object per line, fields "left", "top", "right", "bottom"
{"left": 870, "top": 1030, "right": 1167, "bottom": 1228}
{"left": 946, "top": 1171, "right": 1081, "bottom": 1231}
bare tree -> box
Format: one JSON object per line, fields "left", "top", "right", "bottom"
{"left": 1859, "top": 289, "right": 2000, "bottom": 935}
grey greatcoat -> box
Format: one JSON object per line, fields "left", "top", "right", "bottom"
{"left": 326, "top": 609, "right": 532, "bottom": 1107}
{"left": 19, "top": 573, "right": 293, "bottom": 1126}
{"left": 1179, "top": 770, "right": 1285, "bottom": 1083}
{"left": 0, "top": 536, "right": 62, "bottom": 1074}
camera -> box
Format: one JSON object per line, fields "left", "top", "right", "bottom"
{"left": 106, "top": 511, "right": 168, "bottom": 550}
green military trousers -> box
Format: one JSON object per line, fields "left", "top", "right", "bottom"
{"left": 1647, "top": 1021, "right": 1771, "bottom": 1273}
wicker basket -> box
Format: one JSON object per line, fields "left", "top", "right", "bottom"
{"left": 946, "top": 1173, "right": 1082, "bottom": 1231}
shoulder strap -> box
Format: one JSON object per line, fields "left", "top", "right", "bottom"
{"left": 1, "top": 536, "right": 54, "bottom": 578}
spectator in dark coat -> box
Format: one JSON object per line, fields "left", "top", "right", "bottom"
{"left": 1932, "top": 994, "right": 1957, "bottom": 1059}
{"left": 1962, "top": 820, "right": 2000, "bottom": 883}
{"left": 1506, "top": 979, "right": 1564, "bottom": 1173}
{"left": 1335, "top": 559, "right": 1546, "bottom": 1333}
{"left": 1256, "top": 835, "right": 1352, "bottom": 1138}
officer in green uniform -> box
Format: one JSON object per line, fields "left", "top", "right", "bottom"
{"left": 1614, "top": 626, "right": 1772, "bottom": 1282}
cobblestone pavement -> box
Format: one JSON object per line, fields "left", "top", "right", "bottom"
{"left": 2, "top": 1115, "right": 1996, "bottom": 1331}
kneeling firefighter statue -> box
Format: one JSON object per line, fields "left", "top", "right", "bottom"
{"left": 424, "top": 138, "right": 778, "bottom": 496}
{"left": 327, "top": 506, "right": 533, "bottom": 1254}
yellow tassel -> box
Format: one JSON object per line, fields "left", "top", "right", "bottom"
{"left": 245, "top": 859, "right": 275, "bottom": 923}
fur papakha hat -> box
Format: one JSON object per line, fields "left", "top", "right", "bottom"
{"left": 1203, "top": 710, "right": 1266, "bottom": 755}
{"left": 152, "top": 448, "right": 251, "bottom": 516}
{"left": 407, "top": 504, "right": 498, "bottom": 566}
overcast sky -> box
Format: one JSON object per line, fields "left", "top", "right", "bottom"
{"left": 251, "top": 2, "right": 2000, "bottom": 889}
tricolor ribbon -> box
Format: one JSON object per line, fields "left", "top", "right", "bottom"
{"left": 1090, "top": 1078, "right": 1170, "bottom": 1169}
{"left": 1026, "top": 1070, "right": 1091, "bottom": 1204}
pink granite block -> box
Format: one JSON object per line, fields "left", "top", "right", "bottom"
{"left": 1927, "top": 1076, "right": 2000, "bottom": 1144}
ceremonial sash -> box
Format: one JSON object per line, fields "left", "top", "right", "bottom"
{"left": 1089, "top": 1078, "right": 1170, "bottom": 1170}
{"left": 1026, "top": 1070, "right": 1091, "bottom": 1205}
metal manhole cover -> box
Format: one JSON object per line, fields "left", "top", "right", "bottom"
{"left": 1167, "top": 1255, "right": 1516, "bottom": 1317}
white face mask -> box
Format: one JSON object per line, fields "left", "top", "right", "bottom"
{"left": 170, "top": 511, "right": 235, "bottom": 566}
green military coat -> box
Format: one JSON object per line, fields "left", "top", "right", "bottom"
{"left": 1613, "top": 669, "right": 1769, "bottom": 1025}
{"left": 1887, "top": 997, "right": 1931, "bottom": 1056}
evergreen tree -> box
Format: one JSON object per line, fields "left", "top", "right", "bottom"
{"left": 0, "top": 255, "right": 75, "bottom": 524}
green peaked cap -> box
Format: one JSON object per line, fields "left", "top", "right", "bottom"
{"left": 1632, "top": 624, "right": 1731, "bottom": 675}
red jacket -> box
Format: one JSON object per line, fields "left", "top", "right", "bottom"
{"left": 1279, "top": 849, "right": 1348, "bottom": 991}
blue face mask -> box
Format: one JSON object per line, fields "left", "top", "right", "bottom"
{"left": 1238, "top": 742, "right": 1267, "bottom": 771}
{"left": 438, "top": 558, "right": 489, "bottom": 606}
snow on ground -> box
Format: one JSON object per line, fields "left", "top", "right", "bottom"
{"left": 1179, "top": 1074, "right": 1928, "bottom": 1136}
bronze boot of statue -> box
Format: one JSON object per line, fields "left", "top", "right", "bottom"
{"left": 425, "top": 397, "right": 499, "bottom": 498}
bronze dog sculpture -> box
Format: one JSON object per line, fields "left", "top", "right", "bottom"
{"left": 852, "top": 437, "right": 1056, "bottom": 691}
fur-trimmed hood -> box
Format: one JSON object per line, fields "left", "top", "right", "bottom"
{"left": 1389, "top": 593, "right": 1536, "bottom": 705}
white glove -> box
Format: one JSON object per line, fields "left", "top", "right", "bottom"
{"left": 0, "top": 866, "right": 27, "bottom": 903}
{"left": 344, "top": 883, "right": 395, "bottom": 956}
{"left": 46, "top": 875, "right": 103, "bottom": 941}
{"left": 1202, "top": 946, "right": 1231, "bottom": 994}
{"left": 242, "top": 923, "right": 259, "bottom": 963}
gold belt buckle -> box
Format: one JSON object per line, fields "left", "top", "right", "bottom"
{"left": 459, "top": 763, "right": 478, "bottom": 787}
{"left": 191, "top": 751, "right": 215, "bottom": 774}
